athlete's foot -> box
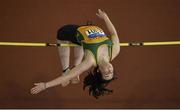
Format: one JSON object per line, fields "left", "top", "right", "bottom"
{"left": 61, "top": 69, "right": 70, "bottom": 87}
{"left": 71, "top": 76, "right": 80, "bottom": 84}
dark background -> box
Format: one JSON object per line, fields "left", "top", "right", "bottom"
{"left": 0, "top": 0, "right": 180, "bottom": 109}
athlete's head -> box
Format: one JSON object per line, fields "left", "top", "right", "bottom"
{"left": 98, "top": 62, "right": 114, "bottom": 80}
{"left": 83, "top": 66, "right": 116, "bottom": 99}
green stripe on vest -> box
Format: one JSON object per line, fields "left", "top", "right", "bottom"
{"left": 82, "top": 40, "right": 113, "bottom": 65}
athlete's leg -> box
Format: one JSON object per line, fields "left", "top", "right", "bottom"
{"left": 71, "top": 46, "right": 84, "bottom": 84}
{"left": 57, "top": 39, "right": 70, "bottom": 87}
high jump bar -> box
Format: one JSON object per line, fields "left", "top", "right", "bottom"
{"left": 0, "top": 41, "right": 180, "bottom": 47}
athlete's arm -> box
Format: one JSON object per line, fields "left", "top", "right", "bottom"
{"left": 31, "top": 55, "right": 94, "bottom": 94}
{"left": 96, "top": 9, "right": 120, "bottom": 60}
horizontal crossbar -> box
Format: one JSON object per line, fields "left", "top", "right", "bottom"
{"left": 0, "top": 41, "right": 180, "bottom": 47}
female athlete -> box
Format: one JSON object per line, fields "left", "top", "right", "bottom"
{"left": 31, "top": 9, "right": 120, "bottom": 99}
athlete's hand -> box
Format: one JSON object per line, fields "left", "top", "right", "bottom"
{"left": 96, "top": 9, "right": 108, "bottom": 19}
{"left": 30, "top": 82, "right": 46, "bottom": 94}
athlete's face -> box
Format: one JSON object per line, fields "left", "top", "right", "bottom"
{"left": 99, "top": 63, "right": 114, "bottom": 80}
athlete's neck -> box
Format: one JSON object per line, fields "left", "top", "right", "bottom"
{"left": 98, "top": 56, "right": 109, "bottom": 66}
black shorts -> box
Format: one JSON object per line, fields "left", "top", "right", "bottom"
{"left": 57, "top": 24, "right": 81, "bottom": 45}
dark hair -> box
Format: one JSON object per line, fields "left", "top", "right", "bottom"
{"left": 83, "top": 66, "right": 116, "bottom": 99}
